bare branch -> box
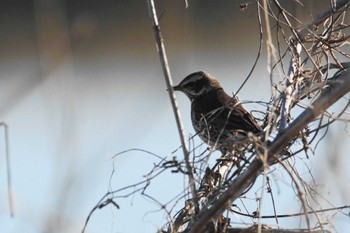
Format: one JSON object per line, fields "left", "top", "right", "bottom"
{"left": 146, "top": 0, "right": 198, "bottom": 211}
{"left": 1, "top": 123, "right": 14, "bottom": 217}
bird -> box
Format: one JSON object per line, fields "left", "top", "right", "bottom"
{"left": 173, "top": 71, "right": 263, "bottom": 154}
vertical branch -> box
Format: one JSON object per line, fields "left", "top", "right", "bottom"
{"left": 1, "top": 123, "right": 14, "bottom": 217}
{"left": 184, "top": 0, "right": 188, "bottom": 8}
{"left": 280, "top": 41, "right": 301, "bottom": 130}
{"left": 256, "top": 6, "right": 276, "bottom": 217}
{"left": 262, "top": 0, "right": 276, "bottom": 76}
{"left": 146, "top": 0, "right": 198, "bottom": 210}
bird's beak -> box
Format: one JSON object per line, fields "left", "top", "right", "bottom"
{"left": 172, "top": 85, "right": 181, "bottom": 91}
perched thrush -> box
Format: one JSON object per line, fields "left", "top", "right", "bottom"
{"left": 173, "top": 71, "right": 263, "bottom": 153}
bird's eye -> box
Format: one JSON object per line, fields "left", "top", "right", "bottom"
{"left": 184, "top": 82, "right": 195, "bottom": 88}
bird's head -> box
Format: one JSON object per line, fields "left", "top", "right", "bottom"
{"left": 173, "top": 71, "right": 223, "bottom": 101}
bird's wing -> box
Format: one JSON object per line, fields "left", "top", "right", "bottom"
{"left": 205, "top": 103, "right": 262, "bottom": 134}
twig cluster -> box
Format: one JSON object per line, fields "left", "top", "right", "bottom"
{"left": 82, "top": 1, "right": 350, "bottom": 233}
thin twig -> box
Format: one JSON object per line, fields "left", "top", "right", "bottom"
{"left": 231, "top": 205, "right": 350, "bottom": 219}
{"left": 235, "top": 2, "right": 263, "bottom": 96}
{"left": 277, "top": 158, "right": 311, "bottom": 231}
{"left": 263, "top": 0, "right": 276, "bottom": 77}
{"left": 266, "top": 176, "right": 278, "bottom": 225}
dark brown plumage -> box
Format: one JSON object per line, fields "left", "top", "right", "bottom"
{"left": 173, "top": 71, "right": 263, "bottom": 153}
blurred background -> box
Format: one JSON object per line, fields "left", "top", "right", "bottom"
{"left": 0, "top": 0, "right": 349, "bottom": 232}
